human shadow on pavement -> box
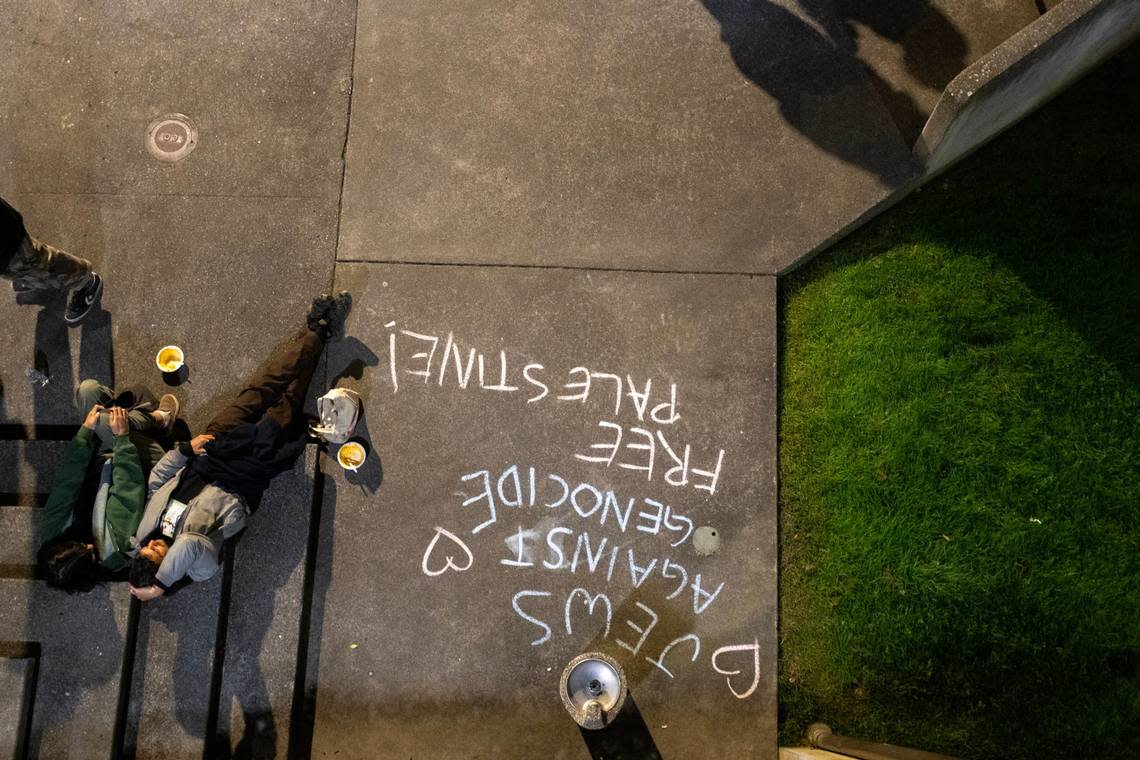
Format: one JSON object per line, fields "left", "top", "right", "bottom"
{"left": 122, "top": 579, "right": 223, "bottom": 754}
{"left": 342, "top": 407, "right": 382, "bottom": 494}
{"left": 579, "top": 694, "right": 663, "bottom": 760}
{"left": 283, "top": 334, "right": 379, "bottom": 757}
{"left": 31, "top": 292, "right": 77, "bottom": 429}
{"left": 286, "top": 460, "right": 337, "bottom": 759}
{"left": 698, "top": 0, "right": 966, "bottom": 176}
{"left": 798, "top": 0, "right": 970, "bottom": 141}
{"left": 331, "top": 338, "right": 383, "bottom": 494}
{"left": 21, "top": 584, "right": 126, "bottom": 757}
{"left": 209, "top": 459, "right": 313, "bottom": 759}
{"left": 19, "top": 300, "right": 114, "bottom": 498}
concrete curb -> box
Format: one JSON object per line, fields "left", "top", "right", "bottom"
{"left": 916, "top": 0, "right": 1140, "bottom": 176}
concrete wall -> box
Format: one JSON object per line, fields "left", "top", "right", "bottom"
{"left": 916, "top": 0, "right": 1140, "bottom": 176}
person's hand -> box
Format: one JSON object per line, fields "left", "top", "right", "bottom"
{"left": 189, "top": 434, "right": 215, "bottom": 456}
{"left": 128, "top": 585, "right": 165, "bottom": 602}
{"left": 108, "top": 407, "right": 129, "bottom": 436}
{"left": 82, "top": 405, "right": 104, "bottom": 430}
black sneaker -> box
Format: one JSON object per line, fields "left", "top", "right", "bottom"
{"left": 11, "top": 280, "right": 36, "bottom": 293}
{"left": 64, "top": 272, "right": 102, "bottom": 325}
{"left": 325, "top": 291, "right": 353, "bottom": 340}
{"left": 307, "top": 293, "right": 335, "bottom": 331}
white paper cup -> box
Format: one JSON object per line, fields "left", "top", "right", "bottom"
{"left": 156, "top": 345, "right": 185, "bottom": 373}
{"left": 337, "top": 441, "right": 367, "bottom": 471}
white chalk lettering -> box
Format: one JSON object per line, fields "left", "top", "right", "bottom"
{"left": 590, "top": 372, "right": 622, "bottom": 416}
{"left": 523, "top": 363, "right": 549, "bottom": 402}
{"left": 692, "top": 449, "right": 725, "bottom": 495}
{"left": 627, "top": 550, "right": 658, "bottom": 588}
{"left": 545, "top": 474, "right": 569, "bottom": 508}
{"left": 497, "top": 465, "right": 523, "bottom": 508}
{"left": 646, "top": 633, "right": 701, "bottom": 679}
{"left": 656, "top": 432, "right": 726, "bottom": 495}
{"left": 401, "top": 330, "right": 439, "bottom": 383}
{"left": 662, "top": 559, "right": 688, "bottom": 600}
{"left": 570, "top": 483, "right": 603, "bottom": 518}
{"left": 615, "top": 602, "right": 659, "bottom": 657}
{"left": 543, "top": 527, "right": 573, "bottom": 570}
{"left": 575, "top": 421, "right": 622, "bottom": 466}
{"left": 657, "top": 431, "right": 690, "bottom": 487}
{"left": 564, "top": 588, "right": 612, "bottom": 639}
{"left": 461, "top": 470, "right": 496, "bottom": 534}
{"left": 481, "top": 350, "right": 519, "bottom": 392}
{"left": 440, "top": 333, "right": 477, "bottom": 388}
{"left": 600, "top": 491, "right": 634, "bottom": 532}
{"left": 557, "top": 367, "right": 591, "bottom": 402}
{"left": 618, "top": 426, "right": 655, "bottom": 480}
{"left": 650, "top": 383, "right": 679, "bottom": 424}
{"left": 501, "top": 525, "right": 536, "bottom": 568}
{"left": 387, "top": 324, "right": 399, "bottom": 393}
{"left": 711, "top": 640, "right": 761, "bottom": 699}
{"left": 457, "top": 465, "right": 695, "bottom": 548}
{"left": 626, "top": 375, "right": 652, "bottom": 421}
{"left": 664, "top": 506, "right": 695, "bottom": 547}
{"left": 421, "top": 527, "right": 475, "bottom": 577}
{"left": 512, "top": 590, "right": 552, "bottom": 646}
{"left": 570, "top": 532, "right": 608, "bottom": 575}
{"left": 691, "top": 574, "right": 725, "bottom": 614}
{"left": 636, "top": 499, "right": 664, "bottom": 535}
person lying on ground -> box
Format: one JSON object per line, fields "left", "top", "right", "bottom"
{"left": 38, "top": 384, "right": 180, "bottom": 592}
{"left": 1, "top": 195, "right": 104, "bottom": 325}
{"left": 127, "top": 293, "right": 352, "bottom": 602}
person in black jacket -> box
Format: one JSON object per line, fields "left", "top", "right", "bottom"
{"left": 128, "top": 292, "right": 352, "bottom": 601}
{"left": 1, "top": 195, "right": 103, "bottom": 324}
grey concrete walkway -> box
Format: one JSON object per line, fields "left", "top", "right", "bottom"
{"left": 308, "top": 265, "right": 777, "bottom": 757}
{"left": 0, "top": 1, "right": 1057, "bottom": 758}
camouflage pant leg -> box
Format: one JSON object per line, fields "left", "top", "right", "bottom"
{"left": 3, "top": 234, "right": 92, "bottom": 291}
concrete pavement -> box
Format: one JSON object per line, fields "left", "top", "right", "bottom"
{"left": 0, "top": 1, "right": 1073, "bottom": 757}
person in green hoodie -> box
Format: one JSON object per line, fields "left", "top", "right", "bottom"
{"left": 37, "top": 384, "right": 179, "bottom": 592}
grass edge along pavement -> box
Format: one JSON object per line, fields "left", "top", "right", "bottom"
{"left": 777, "top": 44, "right": 1139, "bottom": 759}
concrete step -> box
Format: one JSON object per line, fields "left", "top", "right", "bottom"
{"left": 0, "top": 507, "right": 40, "bottom": 567}
{"left": 0, "top": 577, "right": 132, "bottom": 758}
{"left": 212, "top": 446, "right": 318, "bottom": 758}
{"left": 120, "top": 568, "right": 224, "bottom": 759}
{"left": 0, "top": 438, "right": 75, "bottom": 507}
{"left": 121, "top": 446, "right": 318, "bottom": 760}
{"left": 0, "top": 642, "right": 38, "bottom": 760}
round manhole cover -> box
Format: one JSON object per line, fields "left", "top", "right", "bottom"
{"left": 146, "top": 114, "right": 197, "bottom": 162}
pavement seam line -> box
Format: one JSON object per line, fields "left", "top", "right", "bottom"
{"left": 335, "top": 257, "right": 775, "bottom": 278}
{"left": 329, "top": 0, "right": 361, "bottom": 287}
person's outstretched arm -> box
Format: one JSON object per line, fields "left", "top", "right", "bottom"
{"left": 40, "top": 407, "right": 101, "bottom": 543}
{"left": 146, "top": 434, "right": 214, "bottom": 498}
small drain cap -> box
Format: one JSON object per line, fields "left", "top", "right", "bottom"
{"left": 146, "top": 114, "right": 197, "bottom": 162}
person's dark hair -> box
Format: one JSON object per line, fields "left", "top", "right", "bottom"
{"left": 129, "top": 553, "right": 160, "bottom": 588}
{"left": 37, "top": 537, "right": 100, "bottom": 593}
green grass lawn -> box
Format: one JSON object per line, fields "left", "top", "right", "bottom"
{"left": 778, "top": 44, "right": 1139, "bottom": 760}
